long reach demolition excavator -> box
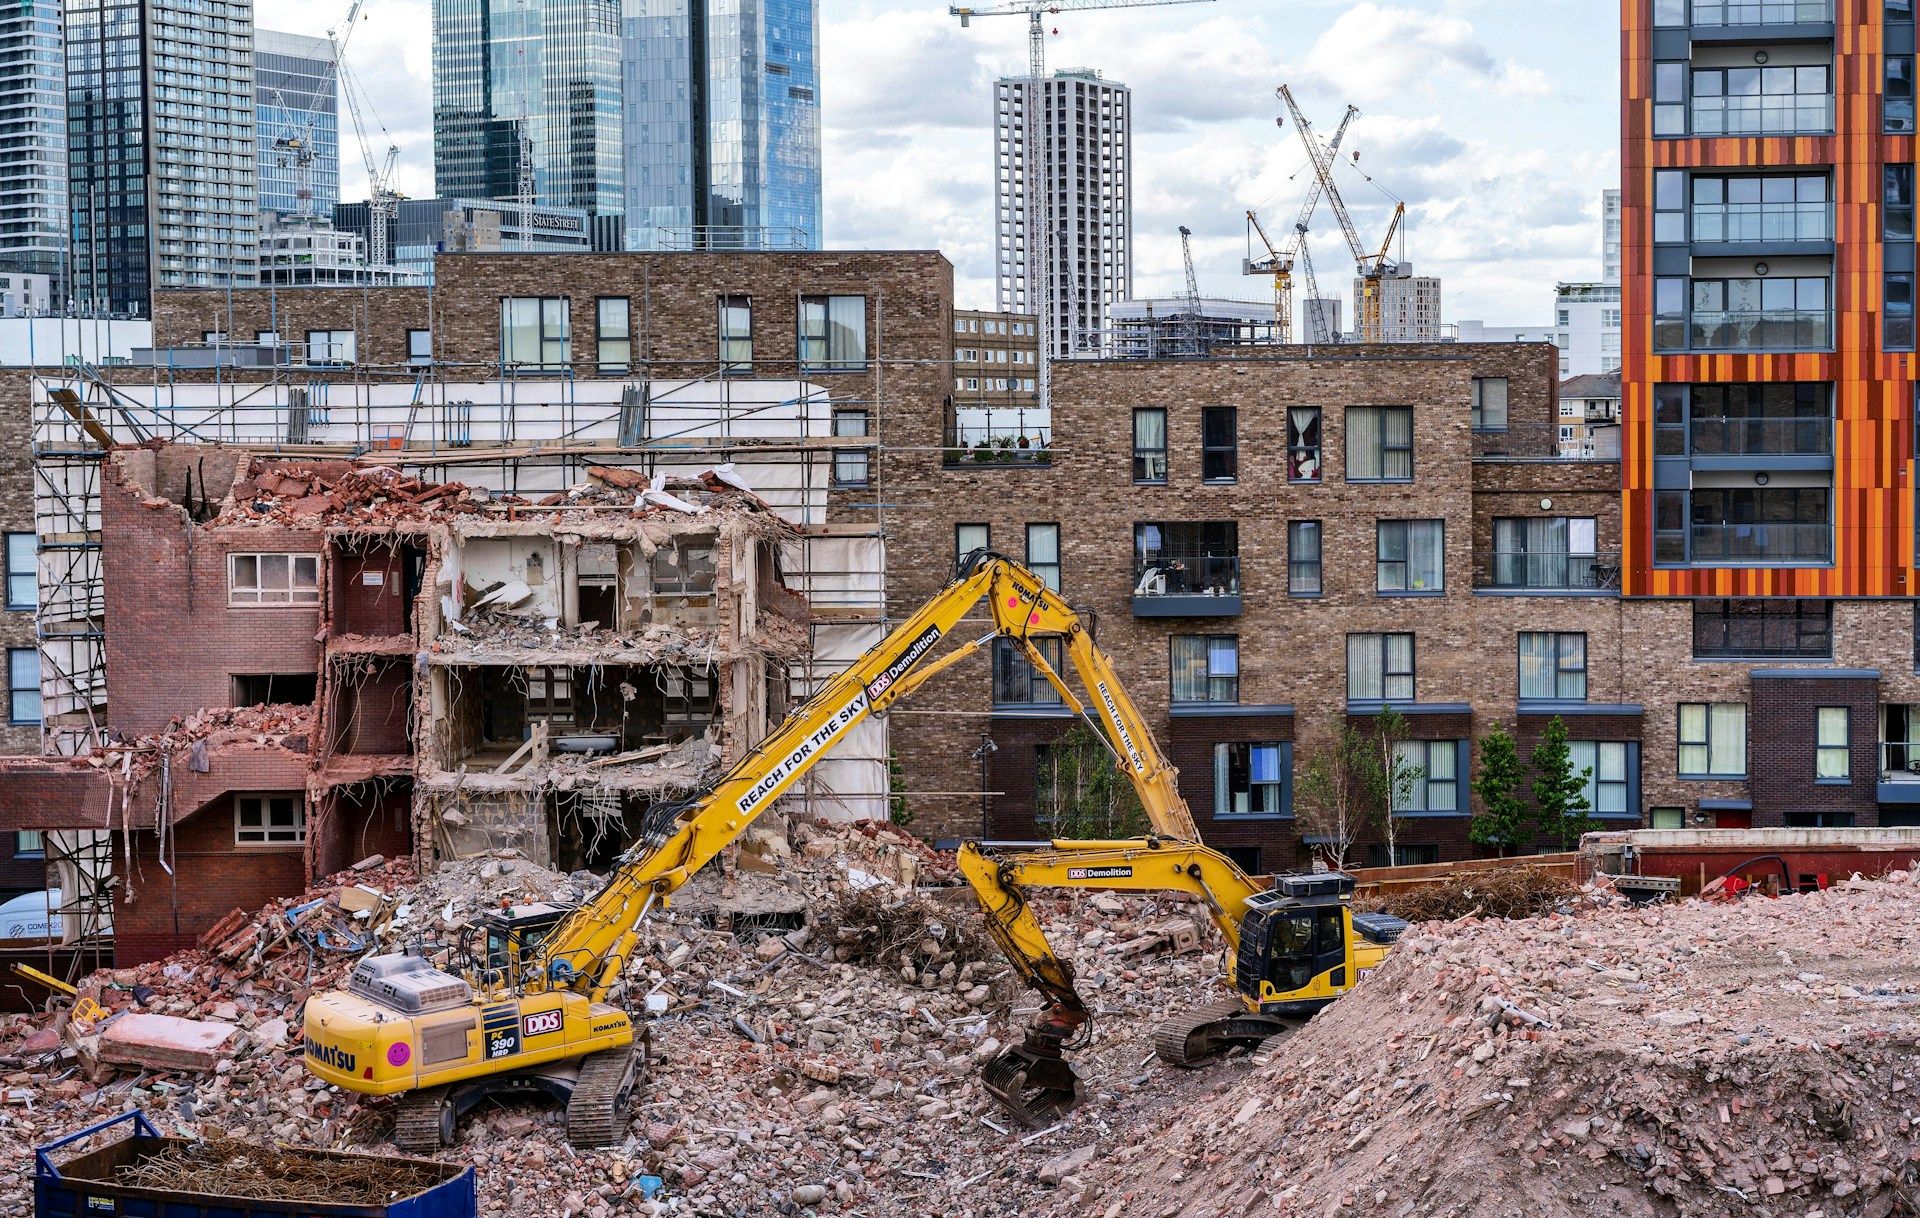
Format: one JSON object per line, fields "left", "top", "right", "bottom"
{"left": 303, "top": 552, "right": 1399, "bottom": 1146}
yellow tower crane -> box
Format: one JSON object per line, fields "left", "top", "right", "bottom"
{"left": 1244, "top": 102, "right": 1355, "bottom": 344}
{"left": 1276, "top": 84, "right": 1405, "bottom": 344}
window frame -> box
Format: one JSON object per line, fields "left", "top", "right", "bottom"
{"left": 1691, "top": 598, "right": 1832, "bottom": 660}
{"left": 992, "top": 635, "right": 1064, "bottom": 708}
{"left": 1518, "top": 631, "right": 1588, "bottom": 702}
{"left": 7, "top": 646, "right": 38, "bottom": 725}
{"left": 1568, "top": 740, "right": 1634, "bottom": 817}
{"left": 227, "top": 553, "right": 321, "bottom": 607}
{"left": 13, "top": 829, "right": 43, "bottom": 859}
{"left": 1345, "top": 405, "right": 1414, "bottom": 483}
{"left": 1471, "top": 377, "right": 1508, "bottom": 431}
{"left": 1391, "top": 739, "right": 1462, "bottom": 814}
{"left": 1287, "top": 520, "right": 1322, "bottom": 597}
{"left": 955, "top": 523, "right": 990, "bottom": 573}
{"left": 499, "top": 296, "right": 570, "bottom": 370}
{"left": 719, "top": 294, "right": 753, "bottom": 373}
{"left": 5, "top": 532, "right": 34, "bottom": 610}
{"left": 1132, "top": 408, "right": 1168, "bottom": 484}
{"left": 1678, "top": 702, "right": 1749, "bottom": 779}
{"left": 305, "top": 329, "right": 356, "bottom": 365}
{"left": 1347, "top": 632, "right": 1415, "bottom": 703}
{"left": 831, "top": 409, "right": 871, "bottom": 488}
{"left": 1816, "top": 705, "right": 1851, "bottom": 782}
{"left": 595, "top": 296, "right": 631, "bottom": 373}
{"left": 1375, "top": 520, "right": 1445, "bottom": 595}
{"left": 1170, "top": 635, "right": 1239, "bottom": 705}
{"left": 234, "top": 792, "right": 306, "bottom": 848}
{"left": 1201, "top": 406, "right": 1238, "bottom": 483}
{"left": 798, "top": 294, "right": 868, "bottom": 372}
{"left": 1212, "top": 740, "right": 1291, "bottom": 819}
{"left": 1286, "top": 406, "right": 1322, "bottom": 482}
{"left": 1025, "top": 522, "right": 1061, "bottom": 592}
{"left": 405, "top": 328, "right": 432, "bottom": 365}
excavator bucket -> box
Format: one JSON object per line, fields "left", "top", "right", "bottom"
{"left": 981, "top": 1043, "right": 1082, "bottom": 1128}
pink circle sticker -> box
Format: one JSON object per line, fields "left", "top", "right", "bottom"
{"left": 387, "top": 1042, "right": 411, "bottom": 1067}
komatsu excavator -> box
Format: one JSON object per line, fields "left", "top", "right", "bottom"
{"left": 301, "top": 550, "right": 1203, "bottom": 1150}
{"left": 957, "top": 840, "right": 1405, "bottom": 1125}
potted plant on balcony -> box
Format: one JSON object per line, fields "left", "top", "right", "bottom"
{"left": 992, "top": 436, "right": 1016, "bottom": 463}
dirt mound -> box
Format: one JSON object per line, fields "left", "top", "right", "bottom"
{"left": 1072, "top": 874, "right": 1920, "bottom": 1218}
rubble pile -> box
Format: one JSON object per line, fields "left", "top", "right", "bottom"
{"left": 222, "top": 459, "right": 492, "bottom": 525}
{"left": 1370, "top": 867, "right": 1584, "bottom": 923}
{"left": 0, "top": 820, "right": 1246, "bottom": 1217}
{"left": 1076, "top": 872, "right": 1920, "bottom": 1218}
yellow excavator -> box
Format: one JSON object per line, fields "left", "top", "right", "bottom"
{"left": 957, "top": 840, "right": 1405, "bottom": 1125}
{"left": 303, "top": 550, "right": 1203, "bottom": 1149}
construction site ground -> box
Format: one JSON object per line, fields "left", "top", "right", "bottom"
{"left": 6, "top": 824, "right": 1920, "bottom": 1218}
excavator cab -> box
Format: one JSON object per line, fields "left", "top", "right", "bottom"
{"left": 471, "top": 903, "right": 572, "bottom": 987}
{"left": 1233, "top": 874, "right": 1403, "bottom": 1011}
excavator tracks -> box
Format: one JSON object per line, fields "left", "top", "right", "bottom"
{"left": 1151, "top": 999, "right": 1305, "bottom": 1068}
{"left": 566, "top": 1047, "right": 639, "bottom": 1148}
{"left": 392, "top": 1086, "right": 454, "bottom": 1153}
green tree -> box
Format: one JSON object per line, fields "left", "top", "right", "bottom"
{"left": 887, "top": 749, "right": 913, "bottom": 826}
{"left": 1368, "top": 707, "right": 1422, "bottom": 867}
{"left": 1036, "top": 723, "right": 1148, "bottom": 839}
{"left": 1530, "top": 715, "right": 1597, "bottom": 850}
{"left": 1293, "top": 725, "right": 1372, "bottom": 871}
{"left": 1470, "top": 725, "right": 1532, "bottom": 855}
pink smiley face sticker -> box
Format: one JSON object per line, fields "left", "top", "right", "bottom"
{"left": 387, "top": 1042, "right": 412, "bottom": 1067}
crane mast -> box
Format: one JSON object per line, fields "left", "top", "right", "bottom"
{"left": 1176, "top": 224, "right": 1201, "bottom": 355}
{"left": 1276, "top": 84, "right": 1402, "bottom": 343}
{"left": 1244, "top": 102, "right": 1355, "bottom": 343}
{"left": 330, "top": 0, "right": 402, "bottom": 270}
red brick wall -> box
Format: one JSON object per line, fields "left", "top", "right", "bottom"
{"left": 113, "top": 791, "right": 305, "bottom": 964}
{"left": 311, "top": 786, "right": 412, "bottom": 878}
{"left": 333, "top": 662, "right": 413, "bottom": 755}
{"left": 1749, "top": 675, "right": 1881, "bottom": 828}
{"left": 331, "top": 546, "right": 412, "bottom": 637}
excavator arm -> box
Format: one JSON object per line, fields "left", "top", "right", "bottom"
{"left": 536, "top": 551, "right": 1198, "bottom": 1001}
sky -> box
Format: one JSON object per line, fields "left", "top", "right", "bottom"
{"left": 255, "top": 0, "right": 1620, "bottom": 325}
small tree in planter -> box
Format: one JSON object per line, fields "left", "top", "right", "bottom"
{"left": 1470, "top": 724, "right": 1531, "bottom": 856}
{"left": 1530, "top": 715, "right": 1597, "bottom": 851}
{"left": 1367, "top": 706, "right": 1421, "bottom": 867}
{"left": 1294, "top": 726, "right": 1371, "bottom": 872}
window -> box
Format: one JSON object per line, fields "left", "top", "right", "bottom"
{"left": 650, "top": 543, "right": 717, "bottom": 597}
{"left": 1347, "top": 633, "right": 1414, "bottom": 702}
{"left": 231, "top": 674, "right": 318, "bottom": 706}
{"left": 1568, "top": 742, "right": 1631, "bottom": 816}
{"left": 955, "top": 523, "right": 989, "bottom": 571}
{"left": 1654, "top": 490, "right": 1688, "bottom": 565}
{"left": 1134, "top": 522, "right": 1239, "bottom": 598}
{"left": 719, "top": 295, "right": 752, "bottom": 371}
{"left": 1654, "top": 276, "right": 1687, "bottom": 350}
{"left": 1288, "top": 521, "right": 1321, "bottom": 596}
{"left": 1201, "top": 407, "right": 1237, "bottom": 482}
{"left": 1653, "top": 0, "right": 1684, "bottom": 26}
{"left": 1816, "top": 706, "right": 1850, "bottom": 780}
{"left": 799, "top": 295, "right": 867, "bottom": 371}
{"left": 832, "top": 410, "right": 870, "bottom": 487}
{"left": 406, "top": 328, "right": 432, "bottom": 365}
{"left": 228, "top": 554, "right": 320, "bottom": 606}
{"left": 1685, "top": 275, "right": 1831, "bottom": 352}
{"left": 525, "top": 667, "right": 575, "bottom": 722}
{"left": 596, "top": 297, "right": 630, "bottom": 371}
{"left": 1890, "top": 274, "right": 1915, "bottom": 351}
{"left": 1026, "top": 523, "right": 1060, "bottom": 592}
{"left": 1896, "top": 0, "right": 1917, "bottom": 20}
{"left": 1491, "top": 517, "right": 1600, "bottom": 590}
{"left": 1171, "top": 635, "right": 1238, "bottom": 704}
{"left": 1392, "top": 740, "right": 1459, "bottom": 813}
{"left": 5, "top": 533, "right": 33, "bottom": 610}
{"left": 1653, "top": 60, "right": 1687, "bottom": 136}
{"left": 1345, "top": 406, "right": 1413, "bottom": 482}
{"left": 1214, "top": 742, "right": 1288, "bottom": 817}
{"left": 1376, "top": 521, "right": 1444, "bottom": 594}
{"left": 1688, "top": 488, "right": 1831, "bottom": 563}
{"left": 993, "top": 636, "right": 1063, "bottom": 706}
{"left": 7, "top": 647, "right": 37, "bottom": 724}
{"left": 306, "top": 329, "right": 355, "bottom": 364}
{"left": 1519, "top": 632, "right": 1587, "bottom": 701}
{"left": 14, "top": 830, "right": 42, "bottom": 858}
{"left": 1891, "top": 57, "right": 1916, "bottom": 133}
{"left": 1133, "top": 408, "right": 1167, "bottom": 483}
{"left": 1691, "top": 173, "right": 1830, "bottom": 243}
{"left": 1654, "top": 170, "right": 1687, "bottom": 243}
{"left": 1693, "top": 599, "right": 1831, "bottom": 658}
{"left": 1888, "top": 166, "right": 1914, "bottom": 242}
{"left": 1678, "top": 703, "right": 1747, "bottom": 778}
{"left": 1650, "top": 807, "right": 1686, "bottom": 830}
{"left": 1471, "top": 378, "right": 1508, "bottom": 430}
{"left": 235, "top": 793, "right": 305, "bottom": 846}
{"left": 1691, "top": 64, "right": 1832, "bottom": 137}
{"left": 1682, "top": 383, "right": 1832, "bottom": 456}
{"left": 500, "top": 297, "right": 569, "bottom": 368}
{"left": 1287, "top": 407, "right": 1322, "bottom": 481}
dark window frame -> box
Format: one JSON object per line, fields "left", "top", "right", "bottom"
{"left": 1375, "top": 519, "right": 1445, "bottom": 595}
{"left": 1287, "top": 406, "right": 1322, "bottom": 482}
{"left": 1347, "top": 632, "right": 1415, "bottom": 702}
{"left": 498, "top": 297, "right": 569, "bottom": 369}
{"left": 831, "top": 409, "right": 871, "bottom": 488}
{"left": 7, "top": 646, "right": 37, "bottom": 725}
{"left": 1678, "top": 701, "right": 1748, "bottom": 779}
{"left": 1518, "top": 631, "right": 1588, "bottom": 702}
{"left": 595, "top": 296, "right": 631, "bottom": 373}
{"left": 798, "top": 294, "right": 868, "bottom": 372}
{"left": 5, "top": 532, "right": 34, "bottom": 610}
{"left": 992, "top": 636, "right": 1064, "bottom": 707}
{"left": 1170, "top": 635, "right": 1239, "bottom": 704}
{"left": 1692, "top": 598, "right": 1833, "bottom": 660}
{"left": 719, "top": 294, "right": 753, "bottom": 372}
{"left": 1201, "top": 406, "right": 1238, "bottom": 483}
{"left": 405, "top": 328, "right": 432, "bottom": 365}
{"left": 1133, "top": 408, "right": 1168, "bottom": 484}
{"left": 1391, "top": 739, "right": 1461, "bottom": 814}
{"left": 1026, "top": 522, "right": 1061, "bottom": 592}
{"left": 1345, "top": 405, "right": 1414, "bottom": 483}
{"left": 955, "top": 523, "right": 989, "bottom": 575}
{"left": 1471, "top": 377, "right": 1508, "bottom": 431}
{"left": 1816, "top": 705, "right": 1851, "bottom": 782}
{"left": 1288, "top": 520, "right": 1322, "bottom": 596}
{"left": 1212, "top": 740, "right": 1292, "bottom": 819}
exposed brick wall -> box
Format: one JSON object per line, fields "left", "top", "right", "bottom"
{"left": 1749, "top": 675, "right": 1881, "bottom": 827}
{"left": 0, "top": 369, "right": 40, "bottom": 755}
{"left": 331, "top": 544, "right": 414, "bottom": 637}
{"left": 113, "top": 790, "right": 305, "bottom": 965}
{"left": 151, "top": 289, "right": 432, "bottom": 367}
{"left": 332, "top": 662, "right": 413, "bottom": 755}
{"left": 1167, "top": 712, "right": 1296, "bottom": 868}
{"left": 311, "top": 786, "right": 412, "bottom": 878}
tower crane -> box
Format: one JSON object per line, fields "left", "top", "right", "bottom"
{"left": 1244, "top": 102, "right": 1355, "bottom": 344}
{"left": 1276, "top": 84, "right": 1406, "bottom": 344}
{"left": 949, "top": 0, "right": 1214, "bottom": 376}
{"left": 268, "top": 88, "right": 321, "bottom": 220}
{"left": 330, "top": 0, "right": 403, "bottom": 269}
{"left": 1296, "top": 231, "right": 1332, "bottom": 342}
{"left": 1175, "top": 224, "right": 1202, "bottom": 356}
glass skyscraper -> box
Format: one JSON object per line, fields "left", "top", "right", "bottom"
{"left": 65, "top": 0, "right": 257, "bottom": 316}
{"left": 255, "top": 29, "right": 339, "bottom": 221}
{"left": 621, "top": 0, "right": 821, "bottom": 250}
{"left": 0, "top": 0, "right": 67, "bottom": 293}
{"left": 432, "top": 0, "right": 624, "bottom": 217}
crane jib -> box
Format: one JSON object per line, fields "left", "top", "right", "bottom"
{"left": 734, "top": 624, "right": 945, "bottom": 818}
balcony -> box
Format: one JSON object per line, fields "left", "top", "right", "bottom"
{"left": 942, "top": 420, "right": 1052, "bottom": 467}
{"left": 1689, "top": 417, "right": 1831, "bottom": 457}
{"left": 1689, "top": 201, "right": 1830, "bottom": 245}
{"left": 1479, "top": 549, "right": 1622, "bottom": 593}
{"left": 1689, "top": 521, "right": 1831, "bottom": 564}
{"left": 1690, "top": 96, "right": 1833, "bottom": 136}
{"left": 1691, "top": 0, "right": 1832, "bottom": 25}
{"left": 1133, "top": 548, "right": 1241, "bottom": 617}
{"left": 1683, "top": 309, "right": 1831, "bottom": 353}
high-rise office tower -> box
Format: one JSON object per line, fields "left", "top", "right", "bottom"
{"left": 433, "top": 0, "right": 624, "bottom": 217}
{"left": 65, "top": 0, "right": 258, "bottom": 316}
{"left": 1602, "top": 187, "right": 1622, "bottom": 283}
{"left": 995, "top": 68, "right": 1132, "bottom": 359}
{"left": 620, "top": 0, "right": 821, "bottom": 250}
{"left": 255, "top": 29, "right": 338, "bottom": 221}
{"left": 1622, "top": 2, "right": 1897, "bottom": 595}
{"left": 0, "top": 0, "right": 67, "bottom": 295}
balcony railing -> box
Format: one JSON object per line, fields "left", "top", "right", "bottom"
{"left": 1133, "top": 551, "right": 1241, "bottom": 616}
{"left": 1691, "top": 97, "right": 1834, "bottom": 136}
{"left": 1480, "top": 550, "right": 1621, "bottom": 592}
{"left": 1691, "top": 0, "right": 1832, "bottom": 24}
{"left": 943, "top": 423, "right": 1052, "bottom": 466}
{"left": 1689, "top": 417, "right": 1832, "bottom": 456}
{"left": 1689, "top": 522, "right": 1832, "bottom": 563}
{"left": 1684, "top": 309, "right": 1831, "bottom": 352}
{"left": 1689, "top": 202, "right": 1831, "bottom": 244}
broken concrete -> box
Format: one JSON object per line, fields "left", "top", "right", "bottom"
{"left": 96, "top": 1013, "right": 239, "bottom": 1073}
